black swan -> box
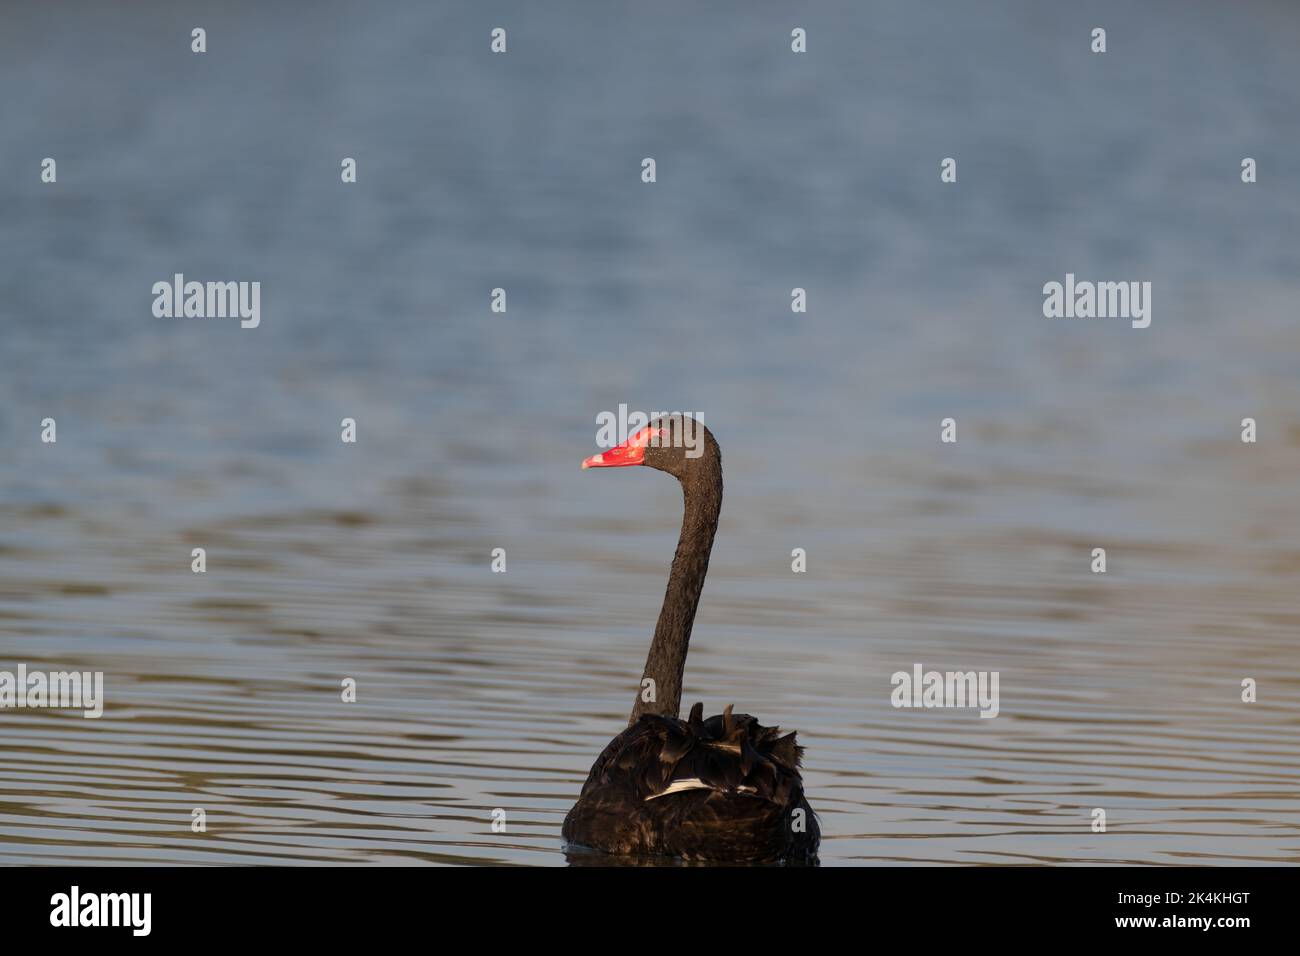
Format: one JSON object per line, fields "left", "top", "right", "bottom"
{"left": 562, "top": 415, "right": 819, "bottom": 864}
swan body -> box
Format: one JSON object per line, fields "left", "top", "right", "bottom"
{"left": 563, "top": 701, "right": 819, "bottom": 863}
{"left": 562, "top": 416, "right": 819, "bottom": 863}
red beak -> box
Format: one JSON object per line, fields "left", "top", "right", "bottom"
{"left": 582, "top": 426, "right": 664, "bottom": 469}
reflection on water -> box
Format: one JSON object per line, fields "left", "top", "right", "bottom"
{"left": 2, "top": 0, "right": 1300, "bottom": 865}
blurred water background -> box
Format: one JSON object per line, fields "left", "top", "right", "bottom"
{"left": 2, "top": 0, "right": 1299, "bottom": 865}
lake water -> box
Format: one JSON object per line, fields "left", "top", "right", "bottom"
{"left": 2, "top": 0, "right": 1299, "bottom": 865}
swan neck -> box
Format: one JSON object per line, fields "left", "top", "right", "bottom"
{"left": 629, "top": 461, "right": 722, "bottom": 723}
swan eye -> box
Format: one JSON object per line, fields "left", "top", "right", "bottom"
{"left": 629, "top": 426, "right": 668, "bottom": 448}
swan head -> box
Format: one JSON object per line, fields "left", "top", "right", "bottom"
{"left": 582, "top": 415, "right": 716, "bottom": 481}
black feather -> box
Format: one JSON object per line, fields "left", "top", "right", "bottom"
{"left": 562, "top": 702, "right": 820, "bottom": 864}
